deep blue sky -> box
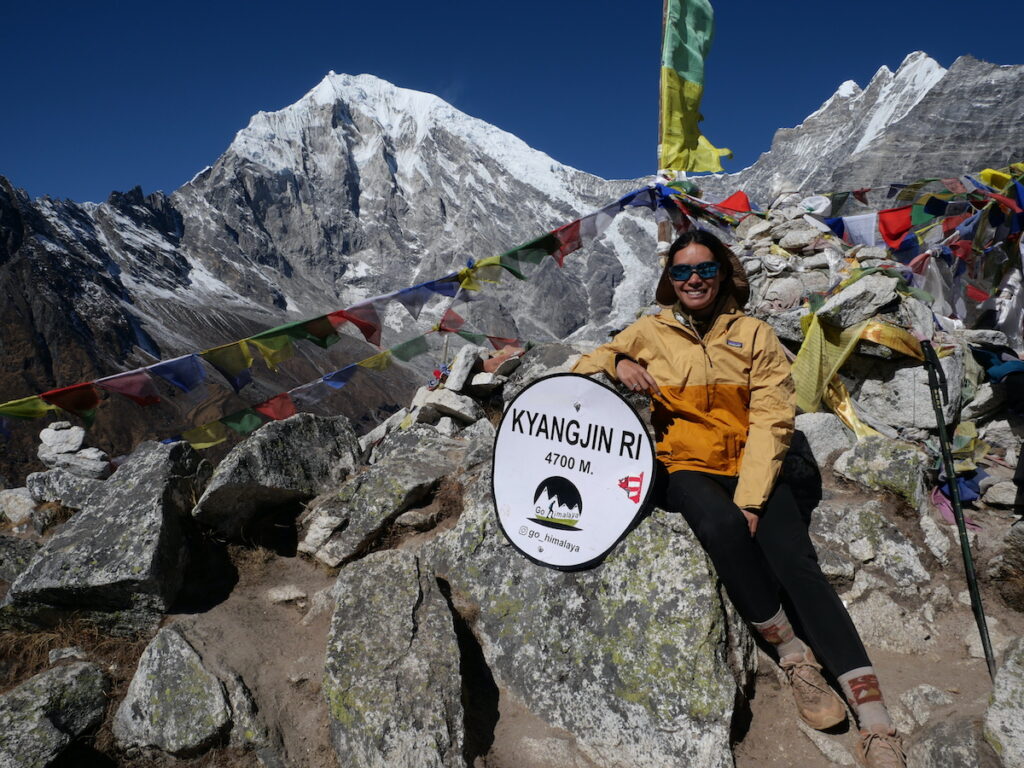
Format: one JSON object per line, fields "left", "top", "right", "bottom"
{"left": 3, "top": 1, "right": 1021, "bottom": 202}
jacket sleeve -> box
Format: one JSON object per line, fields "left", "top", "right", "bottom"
{"left": 733, "top": 322, "right": 795, "bottom": 511}
{"left": 571, "top": 318, "right": 654, "bottom": 379}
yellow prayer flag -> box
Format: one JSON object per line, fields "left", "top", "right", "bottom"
{"left": 357, "top": 351, "right": 393, "bottom": 371}
{"left": 182, "top": 422, "right": 229, "bottom": 449}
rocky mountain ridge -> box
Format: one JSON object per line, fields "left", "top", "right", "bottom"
{"left": 2, "top": 52, "right": 1023, "bottom": 486}
{"left": 698, "top": 52, "right": 1024, "bottom": 203}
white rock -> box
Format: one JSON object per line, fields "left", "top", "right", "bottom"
{"left": 422, "top": 389, "right": 485, "bottom": 424}
{"left": 778, "top": 228, "right": 820, "bottom": 251}
{"left": 961, "top": 381, "right": 1004, "bottom": 421}
{"left": 0, "top": 488, "right": 36, "bottom": 524}
{"left": 51, "top": 447, "right": 112, "bottom": 480}
{"left": 984, "top": 481, "right": 1019, "bottom": 508}
{"left": 899, "top": 684, "right": 953, "bottom": 727}
{"left": 796, "top": 721, "right": 855, "bottom": 765}
{"left": 847, "top": 591, "right": 934, "bottom": 653}
{"left": 38, "top": 422, "right": 86, "bottom": 454}
{"left": 981, "top": 418, "right": 1024, "bottom": 456}
{"left": 849, "top": 537, "right": 876, "bottom": 562}
{"left": 918, "top": 511, "right": 950, "bottom": 566}
{"left": 816, "top": 272, "right": 900, "bottom": 328}
{"left": 467, "top": 372, "right": 507, "bottom": 394}
{"left": 48, "top": 646, "right": 87, "bottom": 665}
{"left": 267, "top": 585, "right": 307, "bottom": 604}
{"left": 435, "top": 417, "right": 460, "bottom": 437}
{"left": 444, "top": 345, "right": 484, "bottom": 392}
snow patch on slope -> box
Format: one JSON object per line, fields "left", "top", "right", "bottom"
{"left": 228, "top": 72, "right": 588, "bottom": 208}
{"left": 852, "top": 53, "right": 946, "bottom": 154}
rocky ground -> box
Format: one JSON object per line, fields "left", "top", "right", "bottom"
{"left": 1, "top": 199, "right": 1023, "bottom": 767}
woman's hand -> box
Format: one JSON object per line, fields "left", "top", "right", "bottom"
{"left": 741, "top": 508, "right": 759, "bottom": 537}
{"left": 616, "top": 358, "right": 660, "bottom": 396}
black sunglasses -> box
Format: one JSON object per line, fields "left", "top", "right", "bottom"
{"left": 669, "top": 261, "right": 719, "bottom": 282}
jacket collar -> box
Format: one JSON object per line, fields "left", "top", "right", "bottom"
{"left": 654, "top": 295, "right": 743, "bottom": 340}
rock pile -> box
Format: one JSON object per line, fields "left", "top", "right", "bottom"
{"left": 0, "top": 204, "right": 1022, "bottom": 766}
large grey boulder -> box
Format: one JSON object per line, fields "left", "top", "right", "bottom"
{"left": 795, "top": 412, "right": 855, "bottom": 467}
{"left": 299, "top": 450, "right": 461, "bottom": 567}
{"left": 908, "top": 715, "right": 1002, "bottom": 768}
{"left": 193, "top": 413, "right": 360, "bottom": 538}
{"left": 114, "top": 626, "right": 231, "bottom": 757}
{"left": 0, "top": 534, "right": 40, "bottom": 582}
{"left": 816, "top": 272, "right": 900, "bottom": 328}
{"left": 1, "top": 441, "right": 210, "bottom": 634}
{"left": 423, "top": 468, "right": 749, "bottom": 768}
{"left": 984, "top": 637, "right": 1024, "bottom": 766}
{"left": 841, "top": 344, "right": 965, "bottom": 430}
{"left": 25, "top": 467, "right": 103, "bottom": 510}
{"left": 833, "top": 436, "right": 931, "bottom": 508}
{"left": 324, "top": 550, "right": 464, "bottom": 768}
{"left": 810, "top": 500, "right": 930, "bottom": 590}
{"left": 0, "top": 662, "right": 108, "bottom": 768}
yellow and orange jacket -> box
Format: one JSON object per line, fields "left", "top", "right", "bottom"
{"left": 572, "top": 300, "right": 795, "bottom": 511}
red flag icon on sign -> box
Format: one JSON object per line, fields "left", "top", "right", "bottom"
{"left": 618, "top": 472, "right": 644, "bottom": 504}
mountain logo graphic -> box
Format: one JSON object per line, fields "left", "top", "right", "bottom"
{"left": 530, "top": 476, "right": 584, "bottom": 531}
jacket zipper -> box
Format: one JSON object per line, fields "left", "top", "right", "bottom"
{"left": 674, "top": 307, "right": 718, "bottom": 413}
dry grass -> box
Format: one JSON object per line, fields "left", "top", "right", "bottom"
{"left": 227, "top": 542, "right": 278, "bottom": 583}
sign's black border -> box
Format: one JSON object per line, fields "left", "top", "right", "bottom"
{"left": 491, "top": 372, "right": 656, "bottom": 571}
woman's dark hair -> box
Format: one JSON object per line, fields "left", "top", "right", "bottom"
{"left": 666, "top": 229, "right": 733, "bottom": 282}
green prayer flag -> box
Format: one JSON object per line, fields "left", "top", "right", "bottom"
{"left": 221, "top": 409, "right": 265, "bottom": 435}
{"left": 392, "top": 336, "right": 430, "bottom": 362}
{"left": 457, "top": 330, "right": 487, "bottom": 345}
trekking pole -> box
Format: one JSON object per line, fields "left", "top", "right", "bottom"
{"left": 920, "top": 339, "right": 997, "bottom": 680}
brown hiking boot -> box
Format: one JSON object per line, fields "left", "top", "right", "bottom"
{"left": 779, "top": 649, "right": 847, "bottom": 730}
{"left": 856, "top": 728, "right": 906, "bottom": 768}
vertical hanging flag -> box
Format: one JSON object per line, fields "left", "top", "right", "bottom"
{"left": 659, "top": 0, "right": 731, "bottom": 173}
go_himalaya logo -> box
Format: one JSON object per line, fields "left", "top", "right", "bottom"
{"left": 530, "top": 476, "right": 584, "bottom": 530}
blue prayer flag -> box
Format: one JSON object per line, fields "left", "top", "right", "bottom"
{"left": 148, "top": 354, "right": 206, "bottom": 393}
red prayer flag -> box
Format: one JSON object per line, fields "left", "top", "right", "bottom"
{"left": 877, "top": 206, "right": 913, "bottom": 249}
{"left": 981, "top": 191, "right": 1024, "bottom": 214}
{"left": 439, "top": 309, "right": 465, "bottom": 332}
{"left": 551, "top": 220, "right": 582, "bottom": 267}
{"left": 950, "top": 240, "right": 974, "bottom": 261}
{"left": 714, "top": 190, "right": 752, "bottom": 213}
{"left": 487, "top": 336, "right": 520, "bottom": 350}
{"left": 852, "top": 188, "right": 871, "bottom": 205}
{"left": 40, "top": 383, "right": 101, "bottom": 416}
{"left": 253, "top": 393, "right": 296, "bottom": 421}
{"left": 942, "top": 213, "right": 971, "bottom": 237}
{"left": 329, "top": 305, "right": 382, "bottom": 346}
{"left": 96, "top": 370, "right": 161, "bottom": 406}
{"left": 965, "top": 284, "right": 991, "bottom": 303}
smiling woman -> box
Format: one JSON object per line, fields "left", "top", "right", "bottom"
{"left": 572, "top": 229, "right": 909, "bottom": 768}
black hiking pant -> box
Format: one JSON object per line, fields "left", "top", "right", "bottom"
{"left": 665, "top": 469, "right": 871, "bottom": 677}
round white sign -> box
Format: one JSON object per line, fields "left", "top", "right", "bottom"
{"left": 492, "top": 373, "right": 655, "bottom": 569}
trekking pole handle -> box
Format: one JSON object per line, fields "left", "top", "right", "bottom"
{"left": 920, "top": 340, "right": 948, "bottom": 406}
